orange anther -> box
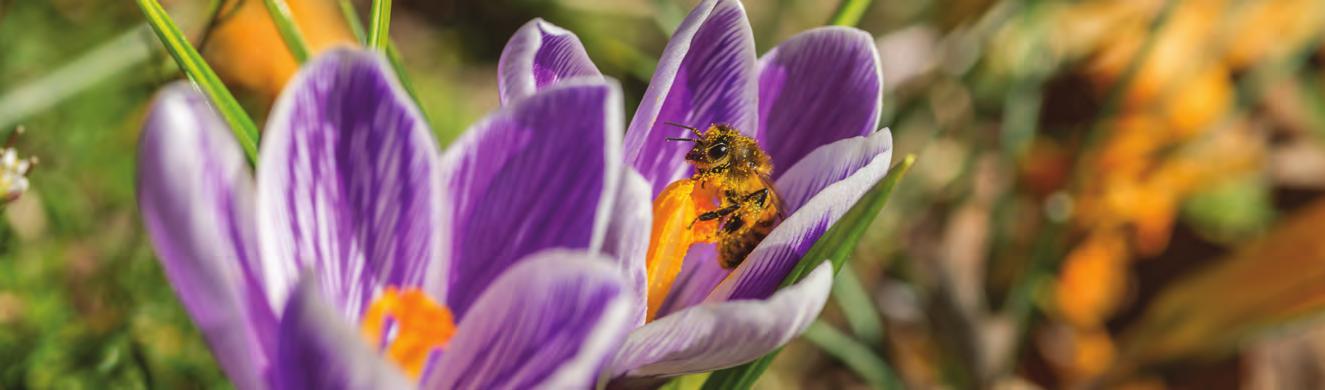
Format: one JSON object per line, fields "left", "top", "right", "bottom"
{"left": 360, "top": 287, "right": 456, "bottom": 379}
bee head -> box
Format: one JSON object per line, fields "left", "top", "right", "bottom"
{"left": 665, "top": 122, "right": 768, "bottom": 176}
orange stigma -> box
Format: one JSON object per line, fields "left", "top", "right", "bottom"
{"left": 644, "top": 179, "right": 720, "bottom": 321}
{"left": 360, "top": 287, "right": 456, "bottom": 379}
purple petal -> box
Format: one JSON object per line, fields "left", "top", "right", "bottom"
{"left": 601, "top": 168, "right": 652, "bottom": 327}
{"left": 274, "top": 275, "right": 411, "bottom": 390}
{"left": 653, "top": 244, "right": 727, "bottom": 318}
{"left": 257, "top": 49, "right": 442, "bottom": 320}
{"left": 422, "top": 250, "right": 634, "bottom": 389}
{"left": 776, "top": 128, "right": 892, "bottom": 213}
{"left": 611, "top": 263, "right": 833, "bottom": 378}
{"left": 498, "top": 18, "right": 603, "bottom": 104}
{"left": 137, "top": 82, "right": 275, "bottom": 389}
{"left": 757, "top": 27, "right": 882, "bottom": 176}
{"left": 623, "top": 0, "right": 759, "bottom": 196}
{"left": 438, "top": 80, "right": 623, "bottom": 318}
{"left": 707, "top": 129, "right": 893, "bottom": 301}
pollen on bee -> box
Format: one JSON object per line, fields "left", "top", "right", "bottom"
{"left": 360, "top": 287, "right": 456, "bottom": 379}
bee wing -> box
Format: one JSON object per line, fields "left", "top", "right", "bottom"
{"left": 759, "top": 175, "right": 787, "bottom": 221}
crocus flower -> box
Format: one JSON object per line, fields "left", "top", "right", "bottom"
{"left": 498, "top": 0, "right": 892, "bottom": 381}
{"left": 137, "top": 49, "right": 646, "bottom": 388}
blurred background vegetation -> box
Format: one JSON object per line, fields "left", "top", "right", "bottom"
{"left": 4, "top": 0, "right": 1325, "bottom": 388}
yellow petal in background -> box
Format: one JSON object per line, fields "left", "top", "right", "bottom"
{"left": 1114, "top": 199, "right": 1325, "bottom": 376}
{"left": 203, "top": 0, "right": 357, "bottom": 109}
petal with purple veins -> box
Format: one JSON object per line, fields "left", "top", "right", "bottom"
{"left": 273, "top": 275, "right": 412, "bottom": 390}
{"left": 653, "top": 244, "right": 727, "bottom": 318}
{"left": 610, "top": 262, "right": 832, "bottom": 378}
{"left": 257, "top": 49, "right": 442, "bottom": 320}
{"left": 601, "top": 167, "right": 652, "bottom": 326}
{"left": 137, "top": 82, "right": 275, "bottom": 389}
{"left": 757, "top": 27, "right": 882, "bottom": 176}
{"left": 623, "top": 0, "right": 759, "bottom": 196}
{"left": 422, "top": 250, "right": 634, "bottom": 389}
{"left": 438, "top": 80, "right": 623, "bottom": 317}
{"left": 776, "top": 129, "right": 892, "bottom": 213}
{"left": 707, "top": 130, "right": 893, "bottom": 301}
{"left": 498, "top": 18, "right": 603, "bottom": 104}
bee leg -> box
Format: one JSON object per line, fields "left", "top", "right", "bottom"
{"left": 743, "top": 188, "right": 770, "bottom": 208}
{"left": 721, "top": 215, "right": 745, "bottom": 233}
{"left": 690, "top": 204, "right": 739, "bottom": 229}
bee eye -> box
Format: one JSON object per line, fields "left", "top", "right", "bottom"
{"left": 707, "top": 144, "right": 729, "bottom": 160}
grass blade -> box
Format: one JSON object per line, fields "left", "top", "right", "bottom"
{"left": 702, "top": 154, "right": 916, "bottom": 389}
{"left": 833, "top": 262, "right": 885, "bottom": 345}
{"left": 803, "top": 321, "right": 903, "bottom": 389}
{"left": 261, "top": 0, "right": 312, "bottom": 63}
{"left": 339, "top": 0, "right": 367, "bottom": 44}
{"left": 0, "top": 24, "right": 153, "bottom": 130}
{"left": 368, "top": 0, "right": 393, "bottom": 51}
{"left": 828, "top": 0, "right": 873, "bottom": 26}
{"left": 136, "top": 0, "right": 260, "bottom": 163}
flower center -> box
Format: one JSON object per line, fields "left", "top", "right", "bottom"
{"left": 644, "top": 179, "right": 720, "bottom": 321}
{"left": 359, "top": 287, "right": 456, "bottom": 379}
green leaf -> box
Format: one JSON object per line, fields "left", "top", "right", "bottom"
{"left": 802, "top": 321, "right": 903, "bottom": 389}
{"left": 135, "top": 0, "right": 260, "bottom": 163}
{"left": 261, "top": 0, "right": 312, "bottom": 63}
{"left": 828, "top": 0, "right": 873, "bottom": 27}
{"left": 832, "top": 262, "right": 885, "bottom": 345}
{"left": 339, "top": 0, "right": 368, "bottom": 44}
{"left": 702, "top": 154, "right": 916, "bottom": 390}
{"left": 368, "top": 0, "right": 393, "bottom": 51}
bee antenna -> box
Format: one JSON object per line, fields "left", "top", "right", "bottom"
{"left": 663, "top": 121, "right": 703, "bottom": 137}
{"left": 666, "top": 137, "right": 699, "bottom": 142}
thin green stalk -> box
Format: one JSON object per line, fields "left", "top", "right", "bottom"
{"left": 828, "top": 0, "right": 872, "bottom": 27}
{"left": 832, "top": 262, "right": 885, "bottom": 345}
{"left": 803, "top": 321, "right": 903, "bottom": 389}
{"left": 368, "top": 0, "right": 392, "bottom": 51}
{"left": 339, "top": 0, "right": 367, "bottom": 44}
{"left": 136, "top": 0, "right": 260, "bottom": 162}
{"left": 262, "top": 0, "right": 312, "bottom": 63}
{"left": 0, "top": 25, "right": 153, "bottom": 130}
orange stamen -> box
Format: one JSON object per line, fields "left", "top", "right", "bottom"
{"left": 360, "top": 287, "right": 456, "bottom": 379}
{"left": 644, "top": 179, "right": 720, "bottom": 321}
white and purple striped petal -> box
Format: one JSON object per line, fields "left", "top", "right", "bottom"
{"left": 137, "top": 83, "right": 275, "bottom": 389}
{"left": 653, "top": 244, "right": 726, "bottom": 318}
{"left": 611, "top": 263, "right": 833, "bottom": 378}
{"left": 423, "top": 251, "right": 634, "bottom": 389}
{"left": 708, "top": 129, "right": 893, "bottom": 301}
{"left": 623, "top": 0, "right": 759, "bottom": 196}
{"left": 601, "top": 168, "right": 653, "bottom": 327}
{"left": 757, "top": 27, "right": 882, "bottom": 176}
{"left": 273, "top": 275, "right": 412, "bottom": 390}
{"left": 257, "top": 49, "right": 442, "bottom": 320}
{"left": 438, "top": 80, "right": 623, "bottom": 318}
{"left": 498, "top": 18, "right": 603, "bottom": 104}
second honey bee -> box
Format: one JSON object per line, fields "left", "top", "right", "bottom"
{"left": 667, "top": 122, "right": 783, "bottom": 269}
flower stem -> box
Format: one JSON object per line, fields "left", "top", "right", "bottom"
{"left": 261, "top": 0, "right": 312, "bottom": 63}
{"left": 368, "top": 0, "right": 393, "bottom": 51}
{"left": 827, "top": 0, "right": 872, "bottom": 27}
{"left": 135, "top": 0, "right": 260, "bottom": 163}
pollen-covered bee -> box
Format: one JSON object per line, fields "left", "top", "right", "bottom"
{"left": 666, "top": 122, "right": 783, "bottom": 269}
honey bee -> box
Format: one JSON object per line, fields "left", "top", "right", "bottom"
{"left": 666, "top": 122, "right": 783, "bottom": 269}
